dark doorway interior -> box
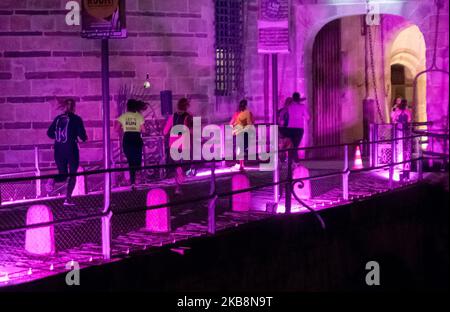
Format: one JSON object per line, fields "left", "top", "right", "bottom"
{"left": 312, "top": 19, "right": 342, "bottom": 157}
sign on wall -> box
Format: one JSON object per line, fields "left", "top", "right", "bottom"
{"left": 81, "top": 0, "right": 127, "bottom": 39}
{"left": 258, "top": 0, "right": 290, "bottom": 53}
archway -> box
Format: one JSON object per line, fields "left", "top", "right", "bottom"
{"left": 309, "top": 15, "right": 428, "bottom": 147}
{"left": 388, "top": 25, "right": 427, "bottom": 123}
{"left": 298, "top": 0, "right": 440, "bottom": 147}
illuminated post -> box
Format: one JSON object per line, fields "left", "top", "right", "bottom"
{"left": 343, "top": 145, "right": 349, "bottom": 200}
{"left": 34, "top": 146, "right": 41, "bottom": 198}
{"left": 101, "top": 38, "right": 111, "bottom": 260}
{"left": 272, "top": 54, "right": 280, "bottom": 203}
{"left": 285, "top": 150, "right": 293, "bottom": 214}
{"left": 389, "top": 125, "right": 396, "bottom": 190}
{"left": 417, "top": 142, "right": 423, "bottom": 181}
{"left": 208, "top": 161, "right": 216, "bottom": 234}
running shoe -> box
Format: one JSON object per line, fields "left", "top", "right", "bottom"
{"left": 63, "top": 198, "right": 76, "bottom": 207}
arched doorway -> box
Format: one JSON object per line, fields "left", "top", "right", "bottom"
{"left": 311, "top": 15, "right": 427, "bottom": 149}
{"left": 312, "top": 19, "right": 342, "bottom": 152}
{"left": 388, "top": 25, "right": 427, "bottom": 123}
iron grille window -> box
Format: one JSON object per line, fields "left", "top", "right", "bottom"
{"left": 215, "top": 0, "right": 245, "bottom": 96}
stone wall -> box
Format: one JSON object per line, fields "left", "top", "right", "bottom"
{"left": 0, "top": 0, "right": 215, "bottom": 171}
{"left": 0, "top": 0, "right": 448, "bottom": 171}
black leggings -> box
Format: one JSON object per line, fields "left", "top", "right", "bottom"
{"left": 285, "top": 128, "right": 304, "bottom": 161}
{"left": 54, "top": 144, "right": 79, "bottom": 199}
{"left": 123, "top": 132, "right": 143, "bottom": 184}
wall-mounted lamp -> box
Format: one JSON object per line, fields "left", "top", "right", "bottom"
{"left": 144, "top": 73, "right": 151, "bottom": 89}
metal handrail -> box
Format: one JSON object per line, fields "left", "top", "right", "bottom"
{"left": 0, "top": 133, "right": 432, "bottom": 184}
{"left": 0, "top": 131, "right": 446, "bottom": 265}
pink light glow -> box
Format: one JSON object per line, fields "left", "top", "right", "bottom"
{"left": 25, "top": 205, "right": 55, "bottom": 255}
{"left": 293, "top": 165, "right": 311, "bottom": 200}
{"left": 146, "top": 188, "right": 171, "bottom": 232}
{"left": 374, "top": 169, "right": 401, "bottom": 182}
{"left": 232, "top": 173, "right": 251, "bottom": 212}
{"left": 195, "top": 166, "right": 261, "bottom": 177}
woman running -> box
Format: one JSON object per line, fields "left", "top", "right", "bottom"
{"left": 46, "top": 98, "right": 87, "bottom": 206}
{"left": 230, "top": 99, "right": 254, "bottom": 171}
{"left": 116, "top": 99, "right": 147, "bottom": 190}
{"left": 163, "top": 98, "right": 193, "bottom": 195}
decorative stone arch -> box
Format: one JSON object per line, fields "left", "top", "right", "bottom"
{"left": 388, "top": 25, "right": 427, "bottom": 123}
{"left": 295, "top": 0, "right": 437, "bottom": 146}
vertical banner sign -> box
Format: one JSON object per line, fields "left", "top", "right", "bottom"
{"left": 81, "top": 0, "right": 127, "bottom": 38}
{"left": 258, "top": 0, "right": 290, "bottom": 53}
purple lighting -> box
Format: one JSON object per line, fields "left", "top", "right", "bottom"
{"left": 25, "top": 205, "right": 55, "bottom": 256}
{"left": 0, "top": 0, "right": 447, "bottom": 291}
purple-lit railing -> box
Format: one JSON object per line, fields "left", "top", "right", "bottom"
{"left": 0, "top": 127, "right": 447, "bottom": 286}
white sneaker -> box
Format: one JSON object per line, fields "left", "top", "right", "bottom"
{"left": 63, "top": 199, "right": 76, "bottom": 207}
{"left": 232, "top": 164, "right": 241, "bottom": 170}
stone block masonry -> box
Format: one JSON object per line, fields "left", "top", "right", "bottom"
{"left": 0, "top": 0, "right": 215, "bottom": 171}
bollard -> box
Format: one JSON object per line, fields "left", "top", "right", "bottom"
{"left": 72, "top": 166, "right": 86, "bottom": 196}
{"left": 145, "top": 188, "right": 171, "bottom": 232}
{"left": 293, "top": 165, "right": 311, "bottom": 199}
{"left": 25, "top": 205, "right": 55, "bottom": 255}
{"left": 342, "top": 145, "right": 349, "bottom": 200}
{"left": 285, "top": 150, "right": 293, "bottom": 214}
{"left": 231, "top": 173, "right": 251, "bottom": 212}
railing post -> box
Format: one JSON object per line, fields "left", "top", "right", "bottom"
{"left": 369, "top": 124, "right": 373, "bottom": 167}
{"left": 389, "top": 125, "right": 396, "bottom": 190}
{"left": 208, "top": 161, "right": 216, "bottom": 234}
{"left": 101, "top": 38, "right": 111, "bottom": 261}
{"left": 342, "top": 145, "right": 349, "bottom": 200}
{"left": 272, "top": 125, "right": 280, "bottom": 203}
{"left": 417, "top": 143, "right": 423, "bottom": 181}
{"left": 102, "top": 211, "right": 112, "bottom": 260}
{"left": 34, "top": 146, "right": 41, "bottom": 198}
{"left": 221, "top": 124, "right": 226, "bottom": 168}
{"left": 285, "top": 149, "right": 293, "bottom": 214}
{"left": 160, "top": 136, "right": 166, "bottom": 179}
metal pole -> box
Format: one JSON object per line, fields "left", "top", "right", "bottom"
{"left": 343, "top": 145, "right": 349, "bottom": 200}
{"left": 417, "top": 142, "right": 423, "bottom": 181}
{"left": 369, "top": 124, "right": 374, "bottom": 167}
{"left": 389, "top": 125, "right": 396, "bottom": 190}
{"left": 34, "top": 146, "right": 41, "bottom": 198}
{"left": 221, "top": 124, "right": 226, "bottom": 168}
{"left": 101, "top": 38, "right": 111, "bottom": 260}
{"left": 208, "top": 161, "right": 216, "bottom": 234}
{"left": 264, "top": 54, "right": 269, "bottom": 123}
{"left": 285, "top": 150, "right": 293, "bottom": 214}
{"left": 272, "top": 54, "right": 279, "bottom": 203}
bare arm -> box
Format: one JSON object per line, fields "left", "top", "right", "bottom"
{"left": 114, "top": 120, "right": 123, "bottom": 134}
{"left": 77, "top": 117, "right": 88, "bottom": 142}
{"left": 304, "top": 106, "right": 311, "bottom": 121}
{"left": 163, "top": 116, "right": 173, "bottom": 136}
{"left": 247, "top": 111, "right": 254, "bottom": 125}
{"left": 230, "top": 113, "right": 237, "bottom": 126}
{"left": 47, "top": 118, "right": 57, "bottom": 139}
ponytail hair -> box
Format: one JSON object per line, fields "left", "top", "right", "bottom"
{"left": 58, "top": 98, "right": 76, "bottom": 113}
{"left": 238, "top": 99, "right": 247, "bottom": 112}
{"left": 127, "top": 99, "right": 148, "bottom": 113}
